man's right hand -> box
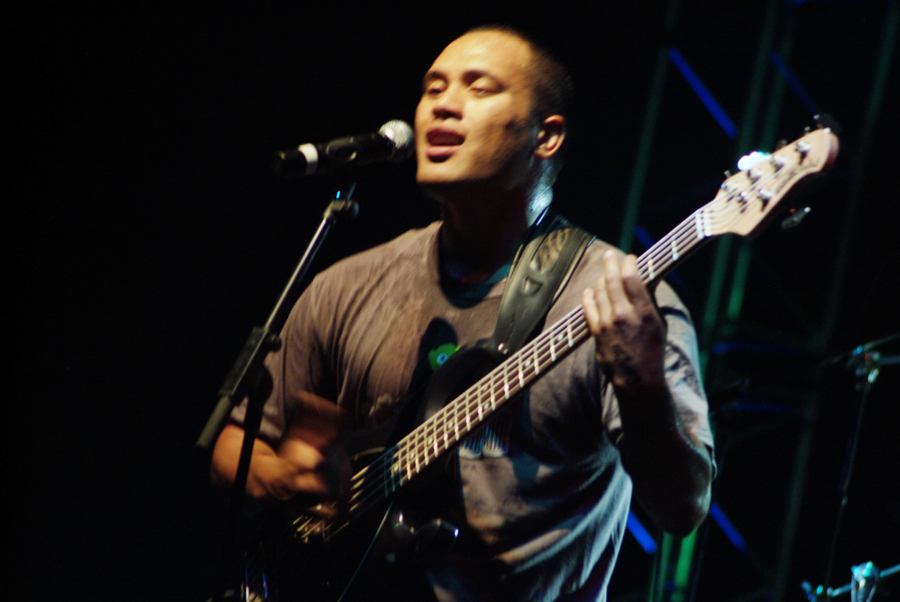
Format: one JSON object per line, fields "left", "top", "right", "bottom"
{"left": 211, "top": 391, "right": 350, "bottom": 511}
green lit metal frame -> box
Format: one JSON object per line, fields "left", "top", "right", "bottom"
{"left": 618, "top": 2, "right": 898, "bottom": 602}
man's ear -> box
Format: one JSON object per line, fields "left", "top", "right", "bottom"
{"left": 534, "top": 115, "right": 565, "bottom": 159}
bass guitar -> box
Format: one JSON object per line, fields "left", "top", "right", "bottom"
{"left": 242, "top": 125, "right": 839, "bottom": 602}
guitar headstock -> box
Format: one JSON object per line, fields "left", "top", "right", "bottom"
{"left": 706, "top": 127, "right": 839, "bottom": 237}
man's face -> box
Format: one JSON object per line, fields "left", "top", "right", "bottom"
{"left": 415, "top": 31, "right": 540, "bottom": 197}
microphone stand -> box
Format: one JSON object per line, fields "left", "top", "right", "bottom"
{"left": 804, "top": 333, "right": 900, "bottom": 602}
{"left": 803, "top": 562, "right": 900, "bottom": 601}
{"left": 196, "top": 182, "right": 359, "bottom": 602}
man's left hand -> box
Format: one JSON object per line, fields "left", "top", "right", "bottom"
{"left": 582, "top": 249, "right": 666, "bottom": 392}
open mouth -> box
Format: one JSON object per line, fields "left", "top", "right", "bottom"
{"left": 425, "top": 129, "right": 464, "bottom": 159}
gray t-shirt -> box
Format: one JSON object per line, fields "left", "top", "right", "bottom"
{"left": 233, "top": 221, "right": 712, "bottom": 601}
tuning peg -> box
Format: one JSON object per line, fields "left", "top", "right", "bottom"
{"left": 814, "top": 113, "right": 841, "bottom": 135}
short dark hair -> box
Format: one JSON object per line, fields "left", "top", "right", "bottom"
{"left": 466, "top": 25, "right": 574, "bottom": 182}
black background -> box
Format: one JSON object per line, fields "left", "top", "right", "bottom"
{"left": 11, "top": 1, "right": 899, "bottom": 600}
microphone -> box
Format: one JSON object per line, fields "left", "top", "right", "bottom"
{"left": 273, "top": 120, "right": 414, "bottom": 178}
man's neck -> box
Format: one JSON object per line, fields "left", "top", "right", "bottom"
{"left": 426, "top": 176, "right": 553, "bottom": 284}
{"left": 438, "top": 193, "right": 530, "bottom": 281}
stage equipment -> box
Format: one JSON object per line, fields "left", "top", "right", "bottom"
{"left": 196, "top": 161, "right": 364, "bottom": 602}
{"left": 273, "top": 120, "right": 413, "bottom": 178}
{"left": 803, "top": 332, "right": 900, "bottom": 601}
{"left": 803, "top": 562, "right": 899, "bottom": 601}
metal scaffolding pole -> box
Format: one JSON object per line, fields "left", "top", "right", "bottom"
{"left": 700, "top": 0, "right": 781, "bottom": 358}
{"left": 615, "top": 4, "right": 898, "bottom": 602}
{"left": 618, "top": 0, "right": 681, "bottom": 255}
{"left": 822, "top": 0, "right": 898, "bottom": 340}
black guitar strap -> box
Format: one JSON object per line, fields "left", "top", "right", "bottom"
{"left": 489, "top": 213, "right": 595, "bottom": 356}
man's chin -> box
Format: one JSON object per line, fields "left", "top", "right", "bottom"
{"left": 416, "top": 177, "right": 480, "bottom": 202}
{"left": 418, "top": 179, "right": 528, "bottom": 211}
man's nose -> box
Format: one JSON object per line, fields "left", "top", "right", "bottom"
{"left": 432, "top": 86, "right": 463, "bottom": 119}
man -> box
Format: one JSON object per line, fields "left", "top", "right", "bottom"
{"left": 212, "top": 26, "right": 714, "bottom": 601}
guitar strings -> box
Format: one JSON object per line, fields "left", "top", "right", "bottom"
{"left": 343, "top": 184, "right": 749, "bottom": 521}
{"left": 332, "top": 156, "right": 794, "bottom": 531}
{"left": 636, "top": 159, "right": 791, "bottom": 280}
{"left": 346, "top": 203, "right": 747, "bottom": 524}
{"left": 344, "top": 311, "right": 588, "bottom": 520}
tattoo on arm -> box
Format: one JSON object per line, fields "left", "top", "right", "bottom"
{"left": 610, "top": 344, "right": 641, "bottom": 388}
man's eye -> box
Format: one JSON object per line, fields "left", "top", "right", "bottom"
{"left": 473, "top": 88, "right": 499, "bottom": 98}
{"left": 470, "top": 81, "right": 498, "bottom": 95}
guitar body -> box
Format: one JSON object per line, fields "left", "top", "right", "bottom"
{"left": 244, "top": 494, "right": 394, "bottom": 602}
{"left": 244, "top": 467, "right": 459, "bottom": 601}
{"left": 245, "top": 345, "right": 504, "bottom": 602}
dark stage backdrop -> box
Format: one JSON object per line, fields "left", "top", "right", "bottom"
{"left": 11, "top": 2, "right": 898, "bottom": 601}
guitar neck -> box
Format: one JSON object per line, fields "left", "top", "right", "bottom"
{"left": 635, "top": 207, "right": 712, "bottom": 285}
{"left": 398, "top": 210, "right": 712, "bottom": 459}
{"left": 345, "top": 208, "right": 712, "bottom": 517}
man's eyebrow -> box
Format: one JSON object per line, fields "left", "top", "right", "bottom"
{"left": 422, "top": 70, "right": 445, "bottom": 86}
{"left": 464, "top": 70, "right": 502, "bottom": 85}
